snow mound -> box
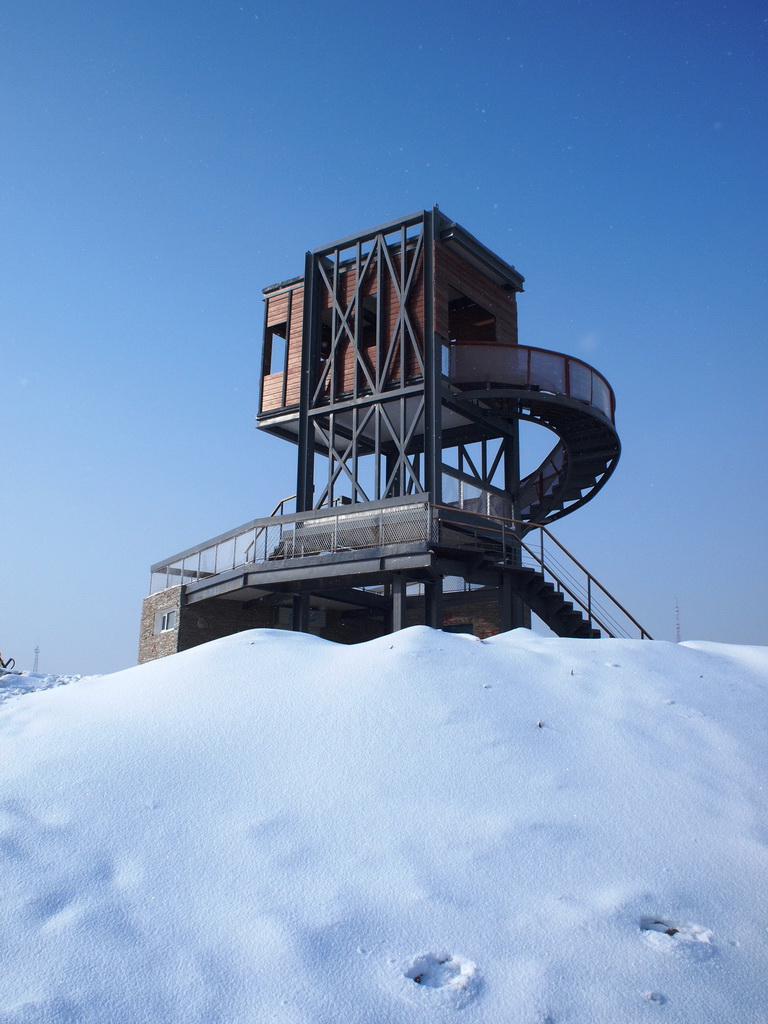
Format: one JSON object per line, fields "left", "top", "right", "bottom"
{"left": 0, "top": 627, "right": 767, "bottom": 1023}
{"left": 0, "top": 670, "right": 82, "bottom": 706}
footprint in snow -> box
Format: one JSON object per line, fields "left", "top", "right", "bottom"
{"left": 399, "top": 952, "right": 480, "bottom": 1007}
{"left": 644, "top": 990, "right": 667, "bottom": 1004}
{"left": 640, "top": 918, "right": 715, "bottom": 960}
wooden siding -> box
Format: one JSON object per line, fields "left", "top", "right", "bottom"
{"left": 261, "top": 282, "right": 304, "bottom": 413}
{"left": 434, "top": 242, "right": 519, "bottom": 345}
{"left": 317, "top": 245, "right": 425, "bottom": 399}
{"left": 260, "top": 242, "right": 426, "bottom": 416}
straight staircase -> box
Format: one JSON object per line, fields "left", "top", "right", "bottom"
{"left": 435, "top": 504, "right": 652, "bottom": 640}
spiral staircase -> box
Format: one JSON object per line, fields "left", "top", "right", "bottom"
{"left": 434, "top": 340, "right": 647, "bottom": 638}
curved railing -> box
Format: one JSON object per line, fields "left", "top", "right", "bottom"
{"left": 450, "top": 342, "right": 616, "bottom": 422}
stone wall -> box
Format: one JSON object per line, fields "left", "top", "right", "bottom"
{"left": 139, "top": 591, "right": 292, "bottom": 664}
{"left": 137, "top": 587, "right": 183, "bottom": 664}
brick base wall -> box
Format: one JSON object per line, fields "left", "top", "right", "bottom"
{"left": 178, "top": 598, "right": 276, "bottom": 650}
{"left": 138, "top": 587, "right": 520, "bottom": 664}
{"left": 442, "top": 594, "right": 502, "bottom": 639}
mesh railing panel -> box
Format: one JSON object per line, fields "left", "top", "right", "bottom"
{"left": 271, "top": 504, "right": 432, "bottom": 560}
{"left": 150, "top": 502, "right": 433, "bottom": 593}
{"left": 450, "top": 343, "right": 616, "bottom": 423}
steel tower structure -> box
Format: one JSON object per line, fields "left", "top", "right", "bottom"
{"left": 257, "top": 208, "right": 621, "bottom": 633}
{"left": 139, "top": 208, "right": 650, "bottom": 664}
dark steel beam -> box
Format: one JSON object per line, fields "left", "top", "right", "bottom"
{"left": 423, "top": 208, "right": 441, "bottom": 501}
{"left": 297, "top": 249, "right": 318, "bottom": 511}
{"left": 311, "top": 210, "right": 426, "bottom": 258}
{"left": 320, "top": 587, "right": 390, "bottom": 611}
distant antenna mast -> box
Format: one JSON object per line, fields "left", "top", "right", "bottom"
{"left": 674, "top": 599, "right": 681, "bottom": 644}
{"left": 33, "top": 643, "right": 39, "bottom": 673}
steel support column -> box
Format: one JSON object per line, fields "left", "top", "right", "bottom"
{"left": 503, "top": 401, "right": 529, "bottom": 628}
{"left": 422, "top": 208, "right": 441, "bottom": 502}
{"left": 499, "top": 574, "right": 531, "bottom": 631}
{"left": 297, "top": 249, "right": 318, "bottom": 512}
{"left": 424, "top": 577, "right": 443, "bottom": 630}
{"left": 292, "top": 593, "right": 310, "bottom": 633}
{"left": 392, "top": 574, "right": 407, "bottom": 631}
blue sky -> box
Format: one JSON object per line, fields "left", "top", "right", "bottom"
{"left": 2, "top": 0, "right": 766, "bottom": 673}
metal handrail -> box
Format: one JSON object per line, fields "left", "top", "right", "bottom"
{"left": 148, "top": 489, "right": 649, "bottom": 639}
{"left": 271, "top": 493, "right": 297, "bottom": 516}
{"left": 243, "top": 494, "right": 297, "bottom": 561}
{"left": 434, "top": 503, "right": 652, "bottom": 639}
{"left": 150, "top": 494, "right": 434, "bottom": 594}
{"left": 450, "top": 341, "right": 616, "bottom": 421}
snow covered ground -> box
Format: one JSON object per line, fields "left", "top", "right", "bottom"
{"left": 0, "top": 670, "right": 83, "bottom": 706}
{"left": 1, "top": 627, "right": 767, "bottom": 1023}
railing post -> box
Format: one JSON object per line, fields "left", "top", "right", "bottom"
{"left": 540, "top": 528, "right": 544, "bottom": 573}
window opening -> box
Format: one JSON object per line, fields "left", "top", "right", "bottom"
{"left": 154, "top": 609, "right": 176, "bottom": 633}
{"left": 266, "top": 323, "right": 288, "bottom": 375}
{"left": 448, "top": 292, "right": 496, "bottom": 344}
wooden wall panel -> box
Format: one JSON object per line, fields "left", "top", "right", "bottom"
{"left": 262, "top": 283, "right": 304, "bottom": 411}
{"left": 261, "top": 241, "right": 428, "bottom": 414}
{"left": 434, "top": 243, "right": 519, "bottom": 345}
{"left": 261, "top": 373, "right": 284, "bottom": 412}
{"left": 319, "top": 245, "right": 425, "bottom": 396}
{"left": 266, "top": 293, "right": 289, "bottom": 326}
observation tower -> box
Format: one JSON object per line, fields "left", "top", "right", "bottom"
{"left": 139, "top": 209, "right": 649, "bottom": 662}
